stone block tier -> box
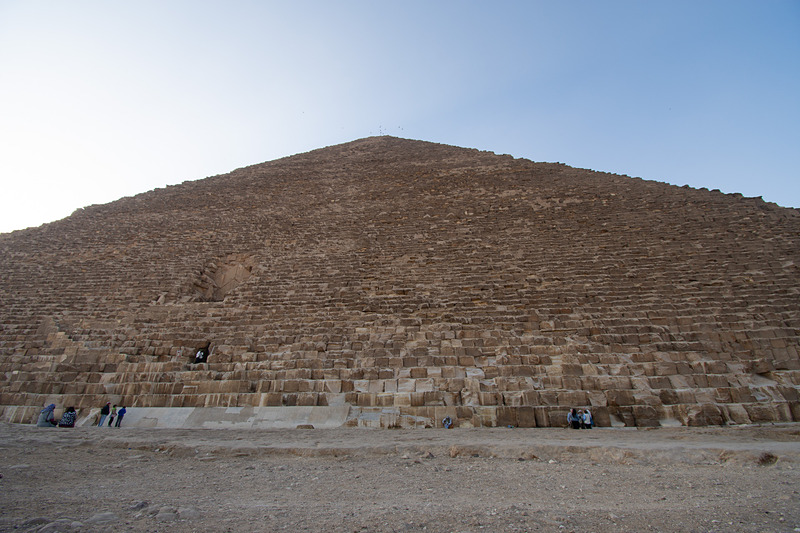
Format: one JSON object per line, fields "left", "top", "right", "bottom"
{"left": 1, "top": 137, "right": 798, "bottom": 428}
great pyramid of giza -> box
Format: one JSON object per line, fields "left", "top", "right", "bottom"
{"left": 1, "top": 136, "right": 798, "bottom": 428}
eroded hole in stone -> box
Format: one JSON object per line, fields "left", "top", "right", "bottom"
{"left": 192, "top": 254, "right": 256, "bottom": 301}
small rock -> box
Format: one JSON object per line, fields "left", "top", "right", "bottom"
{"left": 155, "top": 508, "right": 179, "bottom": 522}
{"left": 20, "top": 517, "right": 50, "bottom": 529}
{"left": 38, "top": 518, "right": 84, "bottom": 532}
{"left": 178, "top": 507, "right": 201, "bottom": 520}
{"left": 86, "top": 512, "right": 119, "bottom": 524}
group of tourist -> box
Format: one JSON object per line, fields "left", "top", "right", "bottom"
{"left": 97, "top": 402, "right": 126, "bottom": 427}
{"left": 567, "top": 408, "right": 593, "bottom": 429}
{"left": 36, "top": 404, "right": 77, "bottom": 428}
{"left": 36, "top": 402, "right": 127, "bottom": 428}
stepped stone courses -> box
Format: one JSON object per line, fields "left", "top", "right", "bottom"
{"left": 1, "top": 136, "right": 798, "bottom": 428}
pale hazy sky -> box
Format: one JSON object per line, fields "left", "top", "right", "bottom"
{"left": 1, "top": 1, "right": 798, "bottom": 233}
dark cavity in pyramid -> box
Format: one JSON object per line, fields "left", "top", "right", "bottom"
{"left": 1, "top": 136, "right": 799, "bottom": 427}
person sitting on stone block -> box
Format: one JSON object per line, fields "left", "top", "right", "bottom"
{"left": 582, "top": 409, "right": 593, "bottom": 429}
{"left": 58, "top": 406, "right": 77, "bottom": 428}
{"left": 567, "top": 408, "right": 581, "bottom": 429}
{"left": 194, "top": 343, "right": 212, "bottom": 363}
{"left": 36, "top": 404, "right": 58, "bottom": 427}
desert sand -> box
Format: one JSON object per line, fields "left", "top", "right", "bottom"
{"left": 1, "top": 422, "right": 799, "bottom": 532}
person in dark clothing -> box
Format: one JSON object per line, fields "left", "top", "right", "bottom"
{"left": 98, "top": 402, "right": 111, "bottom": 427}
{"left": 193, "top": 342, "right": 212, "bottom": 363}
{"left": 568, "top": 408, "right": 581, "bottom": 429}
{"left": 115, "top": 406, "right": 127, "bottom": 427}
{"left": 58, "top": 407, "right": 77, "bottom": 428}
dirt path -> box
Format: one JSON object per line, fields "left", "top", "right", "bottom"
{"left": 1, "top": 423, "right": 799, "bottom": 532}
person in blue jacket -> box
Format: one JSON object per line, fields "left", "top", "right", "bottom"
{"left": 115, "top": 406, "right": 127, "bottom": 427}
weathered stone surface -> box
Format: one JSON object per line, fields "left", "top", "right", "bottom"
{"left": 0, "top": 137, "right": 798, "bottom": 427}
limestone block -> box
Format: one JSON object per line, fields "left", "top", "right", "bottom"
{"left": 713, "top": 388, "right": 733, "bottom": 403}
{"left": 545, "top": 408, "right": 567, "bottom": 428}
{"left": 676, "top": 390, "right": 697, "bottom": 403}
{"left": 502, "top": 391, "right": 523, "bottom": 407}
{"left": 595, "top": 375, "right": 632, "bottom": 390}
{"left": 542, "top": 376, "right": 563, "bottom": 388}
{"left": 461, "top": 388, "right": 479, "bottom": 406}
{"left": 376, "top": 393, "right": 394, "bottom": 407}
{"left": 322, "top": 369, "right": 340, "bottom": 380}
{"left": 478, "top": 392, "right": 499, "bottom": 406}
{"left": 576, "top": 406, "right": 603, "bottom": 427}
{"left": 410, "top": 392, "right": 426, "bottom": 407}
{"left": 561, "top": 376, "right": 582, "bottom": 390}
{"left": 606, "top": 390, "right": 635, "bottom": 406}
{"left": 383, "top": 379, "right": 397, "bottom": 393}
{"left": 415, "top": 378, "right": 434, "bottom": 392}
{"left": 397, "top": 378, "right": 416, "bottom": 392}
{"left": 495, "top": 406, "right": 517, "bottom": 427}
{"left": 353, "top": 380, "right": 370, "bottom": 393}
{"left": 775, "top": 402, "right": 794, "bottom": 422}
{"left": 647, "top": 376, "right": 671, "bottom": 389}
{"left": 281, "top": 380, "right": 299, "bottom": 393}
{"left": 789, "top": 401, "right": 800, "bottom": 422}
{"left": 282, "top": 393, "right": 298, "bottom": 406}
{"left": 539, "top": 391, "right": 559, "bottom": 406}
{"left": 729, "top": 387, "right": 755, "bottom": 403}
{"left": 743, "top": 403, "right": 779, "bottom": 423}
{"left": 685, "top": 404, "right": 724, "bottom": 426}
{"left": 443, "top": 392, "right": 459, "bottom": 406}
{"left": 777, "top": 386, "right": 799, "bottom": 402}
{"left": 477, "top": 379, "right": 496, "bottom": 392}
{"left": 707, "top": 375, "right": 729, "bottom": 387}
{"left": 393, "top": 393, "right": 412, "bottom": 407}
{"left": 668, "top": 375, "right": 692, "bottom": 389}
{"left": 296, "top": 393, "right": 317, "bottom": 406}
{"left": 441, "top": 366, "right": 464, "bottom": 379}
{"left": 632, "top": 405, "right": 660, "bottom": 427}
{"left": 722, "top": 403, "right": 751, "bottom": 424}
{"left": 410, "top": 367, "right": 427, "bottom": 378}
{"left": 693, "top": 389, "right": 715, "bottom": 403}
{"left": 465, "top": 367, "right": 484, "bottom": 379}
{"left": 471, "top": 406, "right": 496, "bottom": 427}
{"left": 655, "top": 362, "right": 677, "bottom": 375}
{"left": 774, "top": 359, "right": 800, "bottom": 370}
{"left": 264, "top": 393, "right": 283, "bottom": 406}
{"left": 423, "top": 391, "right": 443, "bottom": 405}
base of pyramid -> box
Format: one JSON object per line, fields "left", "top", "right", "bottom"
{"left": 4, "top": 401, "right": 796, "bottom": 429}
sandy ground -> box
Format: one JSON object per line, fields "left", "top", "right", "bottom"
{"left": 1, "top": 423, "right": 799, "bottom": 533}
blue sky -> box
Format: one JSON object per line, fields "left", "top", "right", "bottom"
{"left": 1, "top": 1, "right": 798, "bottom": 233}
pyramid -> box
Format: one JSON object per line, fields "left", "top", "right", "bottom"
{"left": 1, "top": 136, "right": 798, "bottom": 427}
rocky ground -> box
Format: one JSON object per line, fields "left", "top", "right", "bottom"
{"left": 1, "top": 423, "right": 799, "bottom": 532}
